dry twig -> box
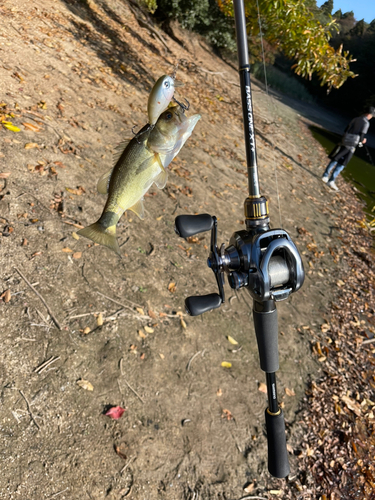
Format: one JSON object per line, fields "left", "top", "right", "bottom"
{"left": 15, "top": 268, "right": 62, "bottom": 330}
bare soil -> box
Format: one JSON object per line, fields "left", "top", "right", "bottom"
{"left": 1, "top": 1, "right": 374, "bottom": 499}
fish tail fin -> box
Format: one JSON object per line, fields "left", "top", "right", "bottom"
{"left": 77, "top": 221, "right": 121, "bottom": 256}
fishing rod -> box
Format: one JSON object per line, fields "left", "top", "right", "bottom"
{"left": 173, "top": 0, "right": 305, "bottom": 479}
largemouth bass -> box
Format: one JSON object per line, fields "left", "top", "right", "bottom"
{"left": 78, "top": 105, "right": 200, "bottom": 255}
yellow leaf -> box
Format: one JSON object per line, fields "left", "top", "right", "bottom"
{"left": 285, "top": 387, "right": 296, "bottom": 397}
{"left": 156, "top": 215, "right": 164, "bottom": 220}
{"left": 181, "top": 318, "right": 187, "bottom": 329}
{"left": 62, "top": 247, "right": 73, "bottom": 253}
{"left": 3, "top": 122, "right": 20, "bottom": 132}
{"left": 168, "top": 282, "right": 176, "bottom": 293}
{"left": 97, "top": 313, "right": 103, "bottom": 326}
{"left": 136, "top": 307, "right": 145, "bottom": 315}
{"left": 144, "top": 326, "right": 154, "bottom": 334}
{"left": 159, "top": 353, "right": 165, "bottom": 359}
{"left": 221, "top": 361, "right": 232, "bottom": 368}
{"left": 72, "top": 232, "right": 80, "bottom": 240}
{"left": 83, "top": 327, "right": 90, "bottom": 334}
{"left": 227, "top": 335, "right": 238, "bottom": 345}
{"left": 138, "top": 329, "right": 146, "bottom": 339}
{"left": 24, "top": 142, "right": 39, "bottom": 149}
{"left": 77, "top": 379, "right": 93, "bottom": 391}
{"left": 216, "top": 388, "right": 223, "bottom": 397}
{"left": 258, "top": 382, "right": 267, "bottom": 393}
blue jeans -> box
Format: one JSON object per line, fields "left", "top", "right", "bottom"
{"left": 323, "top": 161, "right": 345, "bottom": 181}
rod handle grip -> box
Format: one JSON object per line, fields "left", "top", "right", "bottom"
{"left": 174, "top": 214, "right": 213, "bottom": 238}
{"left": 185, "top": 294, "right": 222, "bottom": 316}
{"left": 265, "top": 408, "right": 290, "bottom": 479}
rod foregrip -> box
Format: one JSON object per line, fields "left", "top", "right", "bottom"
{"left": 253, "top": 305, "right": 279, "bottom": 373}
{"left": 265, "top": 408, "right": 290, "bottom": 478}
{"left": 174, "top": 214, "right": 213, "bottom": 238}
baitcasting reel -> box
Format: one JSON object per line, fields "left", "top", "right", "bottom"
{"left": 174, "top": 210, "right": 304, "bottom": 317}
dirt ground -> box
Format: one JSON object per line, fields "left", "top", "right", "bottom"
{"left": 1, "top": 1, "right": 374, "bottom": 499}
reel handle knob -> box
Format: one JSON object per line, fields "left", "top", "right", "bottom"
{"left": 174, "top": 214, "right": 213, "bottom": 238}
{"left": 185, "top": 294, "right": 222, "bottom": 316}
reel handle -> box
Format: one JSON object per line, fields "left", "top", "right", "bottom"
{"left": 185, "top": 293, "right": 222, "bottom": 316}
{"left": 174, "top": 214, "right": 213, "bottom": 238}
{"left": 265, "top": 409, "right": 290, "bottom": 478}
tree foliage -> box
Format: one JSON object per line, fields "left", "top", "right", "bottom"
{"left": 217, "top": 0, "right": 356, "bottom": 90}
{"left": 150, "top": 0, "right": 356, "bottom": 90}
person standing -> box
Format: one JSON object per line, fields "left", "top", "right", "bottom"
{"left": 322, "top": 107, "right": 375, "bottom": 191}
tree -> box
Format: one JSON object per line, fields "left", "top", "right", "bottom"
{"left": 320, "top": 0, "right": 333, "bottom": 17}
{"left": 217, "top": 0, "right": 356, "bottom": 90}
{"left": 151, "top": 0, "right": 356, "bottom": 90}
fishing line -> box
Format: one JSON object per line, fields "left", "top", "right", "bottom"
{"left": 255, "top": 0, "right": 283, "bottom": 228}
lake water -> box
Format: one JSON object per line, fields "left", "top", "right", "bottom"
{"left": 310, "top": 125, "right": 375, "bottom": 222}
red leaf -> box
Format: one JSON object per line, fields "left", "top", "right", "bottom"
{"left": 105, "top": 406, "right": 126, "bottom": 420}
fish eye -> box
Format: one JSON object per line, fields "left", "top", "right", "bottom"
{"left": 164, "top": 81, "right": 170, "bottom": 88}
{"left": 165, "top": 112, "right": 173, "bottom": 120}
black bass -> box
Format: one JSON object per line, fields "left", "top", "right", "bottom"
{"left": 78, "top": 105, "right": 200, "bottom": 255}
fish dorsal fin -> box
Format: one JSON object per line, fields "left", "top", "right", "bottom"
{"left": 113, "top": 139, "right": 131, "bottom": 166}
{"left": 154, "top": 169, "right": 168, "bottom": 189}
{"left": 97, "top": 167, "right": 113, "bottom": 194}
{"left": 128, "top": 198, "right": 145, "bottom": 220}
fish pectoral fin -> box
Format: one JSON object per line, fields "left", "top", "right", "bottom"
{"left": 135, "top": 155, "right": 158, "bottom": 175}
{"left": 128, "top": 199, "right": 145, "bottom": 220}
{"left": 153, "top": 169, "right": 168, "bottom": 189}
{"left": 113, "top": 139, "right": 131, "bottom": 166}
{"left": 97, "top": 167, "right": 113, "bottom": 194}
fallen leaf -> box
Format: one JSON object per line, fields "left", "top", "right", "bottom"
{"left": 72, "top": 232, "right": 80, "bottom": 240}
{"left": 97, "top": 313, "right": 103, "bottom": 326}
{"left": 221, "top": 361, "right": 232, "bottom": 368}
{"left": 77, "top": 379, "right": 93, "bottom": 391}
{"left": 221, "top": 408, "right": 234, "bottom": 420}
{"left": 217, "top": 388, "right": 223, "bottom": 397}
{"left": 62, "top": 247, "right": 73, "bottom": 253}
{"left": 138, "top": 329, "right": 146, "bottom": 339}
{"left": 2, "top": 122, "right": 20, "bottom": 132}
{"left": 144, "top": 326, "right": 154, "bottom": 334}
{"left": 227, "top": 335, "right": 238, "bottom": 345}
{"left": 181, "top": 318, "right": 187, "bottom": 329}
{"left": 3, "top": 289, "right": 11, "bottom": 303}
{"left": 148, "top": 309, "right": 157, "bottom": 319}
{"left": 72, "top": 252, "right": 82, "bottom": 259}
{"left": 341, "top": 395, "right": 361, "bottom": 416}
{"left": 24, "top": 142, "right": 40, "bottom": 149}
{"left": 285, "top": 387, "right": 296, "bottom": 397}
{"left": 243, "top": 482, "right": 255, "bottom": 493}
{"left": 159, "top": 353, "right": 165, "bottom": 359}
{"left": 258, "top": 382, "right": 267, "bottom": 393}
{"left": 0, "top": 172, "right": 11, "bottom": 179}
{"left": 168, "top": 282, "right": 176, "bottom": 293}
{"left": 21, "top": 238, "right": 28, "bottom": 246}
{"left": 115, "top": 444, "right": 127, "bottom": 460}
{"left": 22, "top": 122, "right": 41, "bottom": 132}
{"left": 65, "top": 186, "right": 85, "bottom": 196}
{"left": 136, "top": 307, "right": 145, "bottom": 315}
{"left": 82, "top": 327, "right": 91, "bottom": 335}
{"left": 105, "top": 406, "right": 126, "bottom": 420}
